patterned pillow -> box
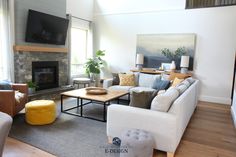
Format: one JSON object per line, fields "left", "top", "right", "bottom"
{"left": 171, "top": 77, "right": 184, "bottom": 87}
{"left": 119, "top": 74, "right": 136, "bottom": 86}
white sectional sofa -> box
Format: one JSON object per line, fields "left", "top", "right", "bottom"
{"left": 106, "top": 79, "right": 199, "bottom": 157}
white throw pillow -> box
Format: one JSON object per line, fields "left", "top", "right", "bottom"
{"left": 139, "top": 73, "right": 161, "bottom": 88}
{"left": 15, "top": 91, "right": 25, "bottom": 103}
{"left": 151, "top": 87, "right": 179, "bottom": 112}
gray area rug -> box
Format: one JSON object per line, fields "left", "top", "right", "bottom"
{"left": 9, "top": 98, "right": 128, "bottom": 157}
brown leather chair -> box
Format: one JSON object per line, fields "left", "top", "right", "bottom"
{"left": 0, "top": 84, "right": 28, "bottom": 117}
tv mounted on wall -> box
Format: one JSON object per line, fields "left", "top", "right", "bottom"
{"left": 25, "top": 9, "right": 69, "bottom": 45}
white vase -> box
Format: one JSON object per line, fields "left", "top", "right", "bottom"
{"left": 170, "top": 61, "right": 176, "bottom": 70}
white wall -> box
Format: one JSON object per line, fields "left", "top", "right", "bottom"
{"left": 94, "top": 0, "right": 185, "bottom": 14}
{"left": 94, "top": 1, "right": 236, "bottom": 104}
{"left": 66, "top": 0, "right": 94, "bottom": 20}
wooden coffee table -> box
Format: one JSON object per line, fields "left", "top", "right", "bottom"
{"left": 60, "top": 88, "right": 129, "bottom": 122}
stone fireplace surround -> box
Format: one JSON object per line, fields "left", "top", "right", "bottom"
{"left": 14, "top": 51, "right": 69, "bottom": 87}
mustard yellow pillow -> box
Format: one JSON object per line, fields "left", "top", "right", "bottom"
{"left": 119, "top": 74, "right": 136, "bottom": 86}
{"left": 171, "top": 77, "right": 184, "bottom": 87}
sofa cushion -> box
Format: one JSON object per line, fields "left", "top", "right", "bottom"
{"left": 150, "top": 87, "right": 179, "bottom": 112}
{"left": 109, "top": 85, "right": 133, "bottom": 92}
{"left": 138, "top": 73, "right": 161, "bottom": 88}
{"left": 119, "top": 74, "right": 136, "bottom": 86}
{"left": 130, "top": 87, "right": 157, "bottom": 93}
{"left": 129, "top": 91, "right": 156, "bottom": 109}
{"left": 0, "top": 80, "right": 12, "bottom": 90}
{"left": 152, "top": 79, "right": 170, "bottom": 91}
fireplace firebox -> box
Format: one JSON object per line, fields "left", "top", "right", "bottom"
{"left": 32, "top": 61, "right": 59, "bottom": 90}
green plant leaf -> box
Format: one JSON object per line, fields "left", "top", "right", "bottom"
{"left": 96, "top": 50, "right": 105, "bottom": 57}
{"left": 27, "top": 81, "right": 38, "bottom": 88}
{"left": 161, "top": 47, "right": 187, "bottom": 60}
{"left": 84, "top": 50, "right": 106, "bottom": 75}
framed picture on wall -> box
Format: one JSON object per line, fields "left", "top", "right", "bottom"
{"left": 136, "top": 33, "right": 196, "bottom": 70}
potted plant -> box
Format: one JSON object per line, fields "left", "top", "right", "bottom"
{"left": 85, "top": 50, "right": 105, "bottom": 86}
{"left": 27, "top": 81, "right": 37, "bottom": 94}
{"left": 161, "top": 47, "right": 187, "bottom": 61}
{"left": 161, "top": 47, "right": 187, "bottom": 71}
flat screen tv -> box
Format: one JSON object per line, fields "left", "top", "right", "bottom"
{"left": 25, "top": 9, "right": 69, "bottom": 45}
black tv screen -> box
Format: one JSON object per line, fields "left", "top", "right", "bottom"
{"left": 25, "top": 9, "right": 69, "bottom": 45}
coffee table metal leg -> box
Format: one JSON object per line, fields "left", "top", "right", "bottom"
{"left": 103, "top": 102, "right": 106, "bottom": 122}
{"left": 80, "top": 98, "right": 83, "bottom": 116}
{"left": 77, "top": 98, "right": 80, "bottom": 113}
{"left": 61, "top": 95, "right": 63, "bottom": 112}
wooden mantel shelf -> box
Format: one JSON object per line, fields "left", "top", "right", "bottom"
{"left": 13, "top": 45, "right": 68, "bottom": 53}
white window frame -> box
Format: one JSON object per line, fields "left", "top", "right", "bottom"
{"left": 70, "top": 17, "right": 91, "bottom": 78}
{"left": 70, "top": 27, "right": 89, "bottom": 77}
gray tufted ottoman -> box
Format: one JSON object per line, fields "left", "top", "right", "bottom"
{"left": 120, "top": 129, "right": 155, "bottom": 157}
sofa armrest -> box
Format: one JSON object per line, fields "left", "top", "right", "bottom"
{"left": 107, "top": 104, "right": 178, "bottom": 152}
{"left": 103, "top": 78, "right": 113, "bottom": 89}
{"left": 12, "top": 84, "right": 28, "bottom": 95}
{"left": 0, "top": 90, "right": 15, "bottom": 116}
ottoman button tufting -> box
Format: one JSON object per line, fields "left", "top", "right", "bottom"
{"left": 120, "top": 129, "right": 154, "bottom": 157}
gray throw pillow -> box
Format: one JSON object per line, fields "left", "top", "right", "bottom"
{"left": 151, "top": 87, "right": 179, "bottom": 112}
{"left": 0, "top": 80, "right": 12, "bottom": 90}
{"left": 129, "top": 91, "right": 156, "bottom": 109}
{"left": 112, "top": 73, "right": 120, "bottom": 85}
{"left": 181, "top": 80, "right": 191, "bottom": 87}
{"left": 186, "top": 77, "right": 195, "bottom": 84}
{"left": 176, "top": 84, "right": 188, "bottom": 94}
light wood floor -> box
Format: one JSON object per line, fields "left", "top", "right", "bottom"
{"left": 3, "top": 138, "right": 55, "bottom": 157}
{"left": 3, "top": 101, "right": 236, "bottom": 157}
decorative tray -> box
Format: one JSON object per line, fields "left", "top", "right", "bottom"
{"left": 85, "top": 87, "right": 108, "bottom": 95}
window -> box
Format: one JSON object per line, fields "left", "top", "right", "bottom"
{"left": 70, "top": 17, "right": 91, "bottom": 77}
{"left": 70, "top": 27, "right": 88, "bottom": 76}
{"left": 186, "top": 0, "right": 236, "bottom": 9}
{"left": 0, "top": 0, "right": 14, "bottom": 81}
{"left": 0, "top": 45, "right": 3, "bottom": 80}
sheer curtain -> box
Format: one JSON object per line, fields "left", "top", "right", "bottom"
{"left": 67, "top": 14, "right": 93, "bottom": 83}
{"left": 0, "top": 0, "right": 15, "bottom": 81}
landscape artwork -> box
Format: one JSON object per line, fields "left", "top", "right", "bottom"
{"left": 136, "top": 34, "right": 196, "bottom": 70}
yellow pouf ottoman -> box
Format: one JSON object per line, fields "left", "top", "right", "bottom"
{"left": 25, "top": 100, "right": 56, "bottom": 125}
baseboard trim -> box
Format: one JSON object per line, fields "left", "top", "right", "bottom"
{"left": 231, "top": 106, "right": 236, "bottom": 128}
{"left": 199, "top": 95, "right": 231, "bottom": 105}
